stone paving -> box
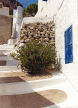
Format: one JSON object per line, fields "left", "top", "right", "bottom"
{"left": 0, "top": 89, "right": 67, "bottom": 108}
{"left": 0, "top": 44, "right": 78, "bottom": 108}
{"left": 0, "top": 77, "right": 24, "bottom": 83}
{"left": 0, "top": 76, "right": 77, "bottom": 108}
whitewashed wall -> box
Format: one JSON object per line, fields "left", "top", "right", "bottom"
{"left": 12, "top": 6, "right": 23, "bottom": 38}
{"left": 55, "top": 0, "right": 78, "bottom": 90}
{"left": 36, "top": 0, "right": 78, "bottom": 90}
{"left": 0, "top": 7, "right": 9, "bottom": 16}
{"left": 36, "top": 0, "right": 66, "bottom": 18}
{"left": 16, "top": 6, "right": 23, "bottom": 38}
{"left": 11, "top": 0, "right": 78, "bottom": 90}
{"left": 12, "top": 9, "right": 17, "bottom": 38}
{"left": 36, "top": 0, "right": 47, "bottom": 18}
{"left": 22, "top": 17, "right": 53, "bottom": 26}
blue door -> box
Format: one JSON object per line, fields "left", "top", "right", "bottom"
{"left": 65, "top": 25, "right": 73, "bottom": 64}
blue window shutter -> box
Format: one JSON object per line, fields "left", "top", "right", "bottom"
{"left": 65, "top": 43, "right": 69, "bottom": 64}
{"left": 65, "top": 25, "right": 73, "bottom": 64}
{"left": 68, "top": 45, "right": 73, "bottom": 63}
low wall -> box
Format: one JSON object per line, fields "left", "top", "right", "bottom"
{"left": 12, "top": 6, "right": 23, "bottom": 39}
{"left": 0, "top": 15, "right": 12, "bottom": 44}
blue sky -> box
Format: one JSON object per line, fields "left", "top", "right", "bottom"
{"left": 18, "top": 0, "right": 38, "bottom": 8}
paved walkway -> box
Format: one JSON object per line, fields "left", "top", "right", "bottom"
{"left": 0, "top": 89, "right": 67, "bottom": 108}
{"left": 0, "top": 44, "right": 78, "bottom": 108}
{"left": 0, "top": 74, "right": 77, "bottom": 108}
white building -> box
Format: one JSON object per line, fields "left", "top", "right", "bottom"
{"left": 10, "top": 0, "right": 78, "bottom": 89}
{"left": 55, "top": 0, "right": 78, "bottom": 90}
{"left": 0, "top": 2, "right": 9, "bottom": 16}
{"left": 36, "top": 0, "right": 78, "bottom": 90}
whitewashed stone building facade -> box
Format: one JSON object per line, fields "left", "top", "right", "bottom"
{"left": 55, "top": 0, "right": 78, "bottom": 89}
{"left": 11, "top": 0, "right": 78, "bottom": 89}
{"left": 40, "top": 0, "right": 78, "bottom": 89}
{"left": 36, "top": 0, "right": 78, "bottom": 90}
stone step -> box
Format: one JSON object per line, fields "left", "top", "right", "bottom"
{"left": 0, "top": 66, "right": 21, "bottom": 72}
{"left": 0, "top": 55, "right": 18, "bottom": 66}
{"left": 0, "top": 50, "right": 13, "bottom": 55}
{"left": 0, "top": 44, "right": 14, "bottom": 55}
{"left": 28, "top": 76, "right": 66, "bottom": 89}
{"left": 0, "top": 72, "right": 24, "bottom": 77}
{"left": 0, "top": 76, "right": 66, "bottom": 95}
{"left": 0, "top": 77, "right": 65, "bottom": 95}
{"left": 0, "top": 56, "right": 15, "bottom": 61}
{"left": 0, "top": 44, "right": 14, "bottom": 49}
{"left": 0, "top": 60, "right": 18, "bottom": 66}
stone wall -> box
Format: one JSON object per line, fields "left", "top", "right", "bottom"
{"left": 17, "top": 21, "right": 55, "bottom": 47}
{"left": 0, "top": 15, "right": 12, "bottom": 44}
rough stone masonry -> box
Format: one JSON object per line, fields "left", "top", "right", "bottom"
{"left": 17, "top": 21, "right": 55, "bottom": 48}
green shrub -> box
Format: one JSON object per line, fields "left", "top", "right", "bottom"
{"left": 10, "top": 52, "right": 18, "bottom": 60}
{"left": 17, "top": 40, "right": 56, "bottom": 75}
{"left": 22, "top": 3, "right": 38, "bottom": 17}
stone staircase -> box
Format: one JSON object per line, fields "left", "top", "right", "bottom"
{"left": 0, "top": 44, "right": 21, "bottom": 73}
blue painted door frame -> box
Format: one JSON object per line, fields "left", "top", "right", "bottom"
{"left": 65, "top": 25, "right": 73, "bottom": 64}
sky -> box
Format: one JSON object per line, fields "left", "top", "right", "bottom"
{"left": 18, "top": 0, "right": 38, "bottom": 8}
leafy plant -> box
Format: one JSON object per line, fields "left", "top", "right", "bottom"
{"left": 17, "top": 40, "right": 56, "bottom": 75}
{"left": 11, "top": 52, "right": 18, "bottom": 59}
{"left": 22, "top": 3, "right": 38, "bottom": 17}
